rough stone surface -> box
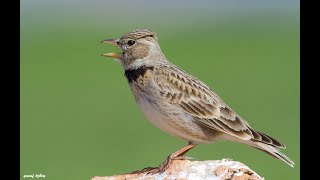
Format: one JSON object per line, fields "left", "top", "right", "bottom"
{"left": 91, "top": 159, "right": 264, "bottom": 180}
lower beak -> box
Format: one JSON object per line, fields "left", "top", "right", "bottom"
{"left": 101, "top": 39, "right": 122, "bottom": 59}
{"left": 101, "top": 52, "right": 122, "bottom": 59}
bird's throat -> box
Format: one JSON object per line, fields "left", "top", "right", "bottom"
{"left": 124, "top": 66, "right": 154, "bottom": 83}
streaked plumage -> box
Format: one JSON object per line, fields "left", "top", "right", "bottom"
{"left": 101, "top": 29, "right": 294, "bottom": 171}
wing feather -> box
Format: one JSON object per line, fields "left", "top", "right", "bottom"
{"left": 153, "top": 65, "right": 285, "bottom": 148}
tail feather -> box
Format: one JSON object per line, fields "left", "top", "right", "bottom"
{"left": 252, "top": 142, "right": 294, "bottom": 167}
{"left": 221, "top": 132, "right": 294, "bottom": 167}
{"left": 248, "top": 130, "right": 294, "bottom": 167}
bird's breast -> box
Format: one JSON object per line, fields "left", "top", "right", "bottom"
{"left": 128, "top": 79, "right": 184, "bottom": 138}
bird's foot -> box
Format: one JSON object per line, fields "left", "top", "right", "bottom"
{"left": 130, "top": 166, "right": 160, "bottom": 174}
{"left": 172, "top": 155, "right": 195, "bottom": 160}
{"left": 131, "top": 143, "right": 197, "bottom": 175}
{"left": 131, "top": 155, "right": 188, "bottom": 175}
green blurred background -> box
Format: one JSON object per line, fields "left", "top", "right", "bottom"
{"left": 21, "top": 0, "right": 299, "bottom": 179}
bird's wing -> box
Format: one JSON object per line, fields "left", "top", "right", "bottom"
{"left": 154, "top": 65, "right": 284, "bottom": 147}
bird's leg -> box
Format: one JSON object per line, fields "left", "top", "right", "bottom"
{"left": 131, "top": 142, "right": 196, "bottom": 175}
{"left": 158, "top": 142, "right": 196, "bottom": 172}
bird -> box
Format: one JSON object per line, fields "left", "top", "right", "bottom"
{"left": 101, "top": 29, "right": 294, "bottom": 173}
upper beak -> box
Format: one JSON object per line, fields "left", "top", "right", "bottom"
{"left": 101, "top": 38, "right": 118, "bottom": 46}
{"left": 101, "top": 39, "right": 122, "bottom": 59}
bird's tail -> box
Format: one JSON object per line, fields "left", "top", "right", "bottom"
{"left": 250, "top": 141, "right": 295, "bottom": 167}
{"left": 222, "top": 130, "right": 295, "bottom": 167}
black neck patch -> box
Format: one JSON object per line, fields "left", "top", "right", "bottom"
{"left": 124, "top": 66, "right": 154, "bottom": 83}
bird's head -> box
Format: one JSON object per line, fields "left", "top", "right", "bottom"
{"left": 101, "top": 29, "right": 167, "bottom": 70}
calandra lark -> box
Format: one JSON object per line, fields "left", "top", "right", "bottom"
{"left": 101, "top": 29, "right": 294, "bottom": 172}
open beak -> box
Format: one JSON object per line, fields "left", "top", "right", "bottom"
{"left": 101, "top": 39, "right": 122, "bottom": 59}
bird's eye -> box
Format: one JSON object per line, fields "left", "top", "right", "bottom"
{"left": 128, "top": 40, "right": 135, "bottom": 46}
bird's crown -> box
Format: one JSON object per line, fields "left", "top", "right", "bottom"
{"left": 120, "top": 29, "right": 157, "bottom": 41}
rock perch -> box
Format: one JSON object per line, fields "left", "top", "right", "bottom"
{"left": 91, "top": 159, "right": 264, "bottom": 180}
